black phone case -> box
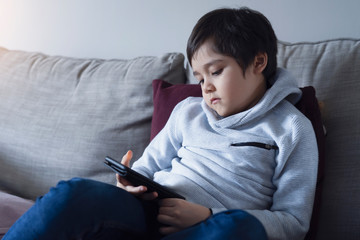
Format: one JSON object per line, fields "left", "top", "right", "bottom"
{"left": 104, "top": 156, "right": 185, "bottom": 199}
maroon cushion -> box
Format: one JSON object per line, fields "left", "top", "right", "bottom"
{"left": 295, "top": 87, "right": 326, "bottom": 240}
{"left": 151, "top": 79, "right": 325, "bottom": 239}
{"left": 150, "top": 79, "right": 202, "bottom": 141}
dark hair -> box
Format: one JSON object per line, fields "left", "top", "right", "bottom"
{"left": 187, "top": 7, "right": 278, "bottom": 81}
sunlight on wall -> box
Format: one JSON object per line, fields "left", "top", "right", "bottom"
{"left": 0, "top": 1, "right": 38, "bottom": 51}
{"left": 0, "top": 0, "right": 359, "bottom": 59}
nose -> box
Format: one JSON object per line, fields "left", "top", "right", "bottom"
{"left": 203, "top": 79, "right": 215, "bottom": 94}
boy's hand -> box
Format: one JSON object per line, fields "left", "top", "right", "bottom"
{"left": 157, "top": 198, "right": 211, "bottom": 235}
{"left": 116, "top": 150, "right": 158, "bottom": 200}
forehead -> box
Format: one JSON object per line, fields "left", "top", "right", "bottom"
{"left": 192, "top": 41, "right": 227, "bottom": 70}
{"left": 192, "top": 40, "right": 219, "bottom": 62}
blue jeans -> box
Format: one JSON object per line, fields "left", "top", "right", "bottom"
{"left": 4, "top": 178, "right": 267, "bottom": 240}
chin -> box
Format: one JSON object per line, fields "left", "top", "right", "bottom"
{"left": 216, "top": 111, "right": 229, "bottom": 118}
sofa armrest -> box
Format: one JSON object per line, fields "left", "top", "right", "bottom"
{"left": 0, "top": 191, "right": 34, "bottom": 238}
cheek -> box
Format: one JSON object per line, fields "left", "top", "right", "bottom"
{"left": 222, "top": 82, "right": 240, "bottom": 99}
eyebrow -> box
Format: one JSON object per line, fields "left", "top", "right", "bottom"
{"left": 193, "top": 59, "right": 224, "bottom": 76}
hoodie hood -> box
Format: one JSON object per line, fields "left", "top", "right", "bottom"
{"left": 202, "top": 68, "right": 302, "bottom": 129}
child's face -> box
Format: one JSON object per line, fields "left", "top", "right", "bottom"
{"left": 191, "top": 40, "right": 267, "bottom": 117}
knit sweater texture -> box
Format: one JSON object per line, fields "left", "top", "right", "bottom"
{"left": 132, "top": 68, "right": 318, "bottom": 240}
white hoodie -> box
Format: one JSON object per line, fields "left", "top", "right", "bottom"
{"left": 132, "top": 68, "right": 318, "bottom": 240}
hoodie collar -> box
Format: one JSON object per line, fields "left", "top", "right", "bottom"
{"left": 202, "top": 68, "right": 302, "bottom": 129}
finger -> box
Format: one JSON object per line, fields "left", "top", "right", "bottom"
{"left": 121, "top": 150, "right": 133, "bottom": 167}
{"left": 116, "top": 174, "right": 132, "bottom": 188}
{"left": 159, "top": 225, "right": 181, "bottom": 235}
{"left": 125, "top": 186, "right": 158, "bottom": 200}
{"left": 139, "top": 191, "right": 158, "bottom": 201}
{"left": 157, "top": 203, "right": 183, "bottom": 226}
{"left": 116, "top": 173, "right": 123, "bottom": 187}
{"left": 125, "top": 185, "right": 148, "bottom": 195}
{"left": 158, "top": 206, "right": 176, "bottom": 216}
{"left": 157, "top": 213, "right": 173, "bottom": 225}
{"left": 116, "top": 173, "right": 122, "bottom": 184}
{"left": 158, "top": 198, "right": 178, "bottom": 207}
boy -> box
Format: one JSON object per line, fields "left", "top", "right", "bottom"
{"left": 4, "top": 7, "right": 318, "bottom": 240}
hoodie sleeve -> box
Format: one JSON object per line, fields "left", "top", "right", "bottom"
{"left": 245, "top": 114, "right": 318, "bottom": 240}
{"left": 131, "top": 99, "right": 186, "bottom": 177}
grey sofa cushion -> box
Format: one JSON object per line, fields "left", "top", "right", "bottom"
{"left": 0, "top": 47, "right": 186, "bottom": 200}
{"left": 277, "top": 39, "right": 360, "bottom": 239}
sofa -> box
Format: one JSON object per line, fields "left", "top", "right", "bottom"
{"left": 0, "top": 38, "right": 359, "bottom": 239}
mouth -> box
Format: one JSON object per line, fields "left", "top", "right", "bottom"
{"left": 210, "top": 98, "right": 220, "bottom": 104}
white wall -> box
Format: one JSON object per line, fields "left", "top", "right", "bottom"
{"left": 0, "top": 0, "right": 359, "bottom": 59}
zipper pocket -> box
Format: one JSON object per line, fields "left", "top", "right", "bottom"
{"left": 230, "top": 142, "right": 278, "bottom": 150}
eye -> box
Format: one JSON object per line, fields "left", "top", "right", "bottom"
{"left": 212, "top": 69, "right": 223, "bottom": 76}
{"left": 198, "top": 79, "right": 204, "bottom": 85}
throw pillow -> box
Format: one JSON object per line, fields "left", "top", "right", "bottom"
{"left": 150, "top": 79, "right": 202, "bottom": 140}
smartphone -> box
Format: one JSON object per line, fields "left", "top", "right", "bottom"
{"left": 104, "top": 156, "right": 185, "bottom": 199}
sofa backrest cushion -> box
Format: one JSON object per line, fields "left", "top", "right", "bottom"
{"left": 0, "top": 47, "right": 186, "bottom": 200}
{"left": 277, "top": 39, "right": 360, "bottom": 239}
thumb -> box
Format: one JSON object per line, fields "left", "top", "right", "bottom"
{"left": 121, "top": 150, "right": 133, "bottom": 167}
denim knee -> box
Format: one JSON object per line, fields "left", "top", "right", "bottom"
{"left": 33, "top": 178, "right": 102, "bottom": 221}
{"left": 163, "top": 209, "right": 267, "bottom": 240}
{"left": 40, "top": 178, "right": 98, "bottom": 209}
{"left": 4, "top": 178, "right": 149, "bottom": 240}
{"left": 49, "top": 178, "right": 149, "bottom": 229}
{"left": 42, "top": 178, "right": 127, "bottom": 217}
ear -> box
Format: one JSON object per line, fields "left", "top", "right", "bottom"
{"left": 253, "top": 52, "right": 268, "bottom": 74}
